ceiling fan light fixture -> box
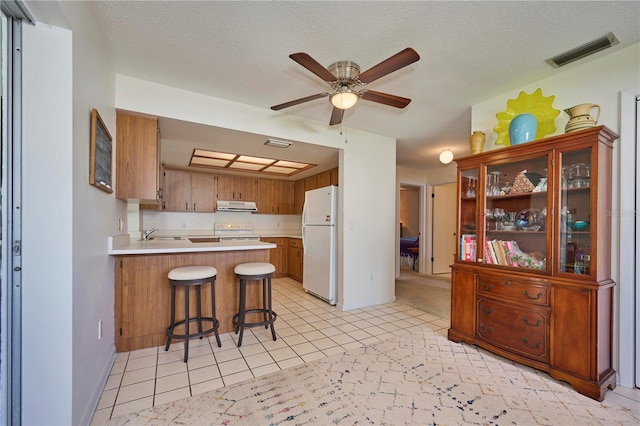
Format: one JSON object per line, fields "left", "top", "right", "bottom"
{"left": 330, "top": 88, "right": 359, "bottom": 110}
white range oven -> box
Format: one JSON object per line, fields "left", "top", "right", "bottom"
{"left": 214, "top": 223, "right": 261, "bottom": 241}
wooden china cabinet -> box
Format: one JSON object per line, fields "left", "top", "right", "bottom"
{"left": 448, "top": 126, "right": 617, "bottom": 401}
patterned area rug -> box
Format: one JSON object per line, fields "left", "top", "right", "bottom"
{"left": 107, "top": 326, "right": 638, "bottom": 425}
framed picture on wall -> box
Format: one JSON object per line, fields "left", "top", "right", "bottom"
{"left": 89, "top": 108, "right": 113, "bottom": 193}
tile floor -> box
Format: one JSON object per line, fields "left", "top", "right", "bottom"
{"left": 92, "top": 277, "right": 450, "bottom": 423}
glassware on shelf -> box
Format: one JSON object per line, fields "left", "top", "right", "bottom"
{"left": 493, "top": 208, "right": 506, "bottom": 230}
{"left": 465, "top": 176, "right": 476, "bottom": 198}
{"left": 487, "top": 171, "right": 502, "bottom": 196}
{"left": 561, "top": 166, "right": 571, "bottom": 190}
{"left": 485, "top": 209, "right": 495, "bottom": 231}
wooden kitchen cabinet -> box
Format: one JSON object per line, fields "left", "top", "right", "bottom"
{"left": 330, "top": 167, "right": 339, "bottom": 186}
{"left": 115, "top": 111, "right": 161, "bottom": 203}
{"left": 315, "top": 170, "right": 331, "bottom": 188}
{"left": 288, "top": 238, "right": 303, "bottom": 282}
{"left": 163, "top": 169, "right": 216, "bottom": 212}
{"left": 216, "top": 175, "right": 257, "bottom": 201}
{"left": 448, "top": 126, "right": 617, "bottom": 401}
{"left": 257, "top": 178, "right": 295, "bottom": 214}
{"left": 261, "top": 237, "right": 288, "bottom": 277}
{"left": 294, "top": 179, "right": 305, "bottom": 214}
{"left": 114, "top": 248, "right": 270, "bottom": 352}
{"left": 304, "top": 175, "right": 317, "bottom": 191}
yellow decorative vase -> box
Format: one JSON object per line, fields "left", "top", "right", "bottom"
{"left": 469, "top": 131, "right": 485, "bottom": 154}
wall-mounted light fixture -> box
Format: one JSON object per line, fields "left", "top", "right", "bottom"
{"left": 439, "top": 149, "right": 454, "bottom": 165}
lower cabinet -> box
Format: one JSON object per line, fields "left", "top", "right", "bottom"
{"left": 449, "top": 265, "right": 616, "bottom": 401}
{"left": 114, "top": 249, "right": 270, "bottom": 352}
{"left": 260, "top": 237, "right": 288, "bottom": 277}
{"left": 288, "top": 238, "right": 303, "bottom": 282}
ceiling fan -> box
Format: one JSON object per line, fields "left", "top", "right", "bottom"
{"left": 271, "top": 48, "right": 420, "bottom": 126}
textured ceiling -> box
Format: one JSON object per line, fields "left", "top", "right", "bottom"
{"left": 48, "top": 1, "right": 640, "bottom": 173}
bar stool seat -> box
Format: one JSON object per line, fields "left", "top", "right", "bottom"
{"left": 165, "top": 265, "right": 221, "bottom": 362}
{"left": 232, "top": 262, "right": 277, "bottom": 347}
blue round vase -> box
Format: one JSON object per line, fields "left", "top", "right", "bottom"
{"left": 509, "top": 113, "right": 538, "bottom": 145}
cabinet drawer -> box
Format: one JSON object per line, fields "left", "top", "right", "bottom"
{"left": 477, "top": 276, "right": 549, "bottom": 306}
{"left": 476, "top": 298, "right": 549, "bottom": 362}
{"left": 289, "top": 238, "right": 302, "bottom": 248}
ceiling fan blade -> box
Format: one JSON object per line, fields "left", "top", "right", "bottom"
{"left": 360, "top": 90, "right": 411, "bottom": 108}
{"left": 271, "top": 93, "right": 329, "bottom": 110}
{"left": 289, "top": 52, "right": 337, "bottom": 82}
{"left": 329, "top": 107, "right": 344, "bottom": 126}
{"left": 357, "top": 48, "right": 420, "bottom": 84}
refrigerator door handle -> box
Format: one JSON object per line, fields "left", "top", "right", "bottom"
{"left": 302, "top": 196, "right": 307, "bottom": 225}
{"left": 302, "top": 226, "right": 307, "bottom": 253}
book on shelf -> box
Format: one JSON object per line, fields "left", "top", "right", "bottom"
{"left": 460, "top": 234, "right": 476, "bottom": 261}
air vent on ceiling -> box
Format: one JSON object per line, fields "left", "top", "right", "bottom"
{"left": 546, "top": 32, "right": 619, "bottom": 68}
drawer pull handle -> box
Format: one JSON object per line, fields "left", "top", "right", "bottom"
{"left": 479, "top": 281, "right": 495, "bottom": 291}
{"left": 521, "top": 316, "right": 542, "bottom": 327}
{"left": 521, "top": 337, "right": 542, "bottom": 349}
{"left": 479, "top": 324, "right": 494, "bottom": 334}
{"left": 523, "top": 290, "right": 543, "bottom": 300}
{"left": 479, "top": 305, "right": 494, "bottom": 315}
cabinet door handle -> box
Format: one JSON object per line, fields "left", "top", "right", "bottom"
{"left": 521, "top": 316, "right": 542, "bottom": 327}
{"left": 185, "top": 202, "right": 188, "bottom": 210}
{"left": 479, "top": 324, "right": 494, "bottom": 333}
{"left": 193, "top": 203, "right": 196, "bottom": 211}
{"left": 479, "top": 281, "right": 495, "bottom": 291}
{"left": 523, "top": 290, "right": 542, "bottom": 300}
{"left": 521, "top": 337, "right": 542, "bottom": 349}
{"left": 479, "top": 304, "right": 493, "bottom": 315}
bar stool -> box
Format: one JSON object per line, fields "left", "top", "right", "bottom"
{"left": 165, "top": 265, "right": 221, "bottom": 362}
{"left": 232, "top": 262, "right": 277, "bottom": 347}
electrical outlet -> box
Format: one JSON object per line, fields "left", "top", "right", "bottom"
{"left": 117, "top": 218, "right": 124, "bottom": 231}
{"left": 98, "top": 319, "right": 103, "bottom": 340}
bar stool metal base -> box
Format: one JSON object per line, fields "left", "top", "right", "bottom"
{"left": 165, "top": 267, "right": 221, "bottom": 362}
{"left": 232, "top": 264, "right": 277, "bottom": 347}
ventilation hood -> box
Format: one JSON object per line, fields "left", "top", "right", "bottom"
{"left": 216, "top": 200, "right": 258, "bottom": 212}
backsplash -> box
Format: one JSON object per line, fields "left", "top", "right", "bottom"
{"left": 128, "top": 205, "right": 301, "bottom": 238}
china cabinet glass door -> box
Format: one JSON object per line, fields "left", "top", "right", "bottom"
{"left": 482, "top": 153, "right": 551, "bottom": 272}
{"left": 558, "top": 147, "right": 592, "bottom": 275}
{"left": 459, "top": 168, "right": 478, "bottom": 262}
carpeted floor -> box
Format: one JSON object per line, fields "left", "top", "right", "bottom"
{"left": 395, "top": 266, "right": 451, "bottom": 320}
{"left": 106, "top": 325, "right": 638, "bottom": 425}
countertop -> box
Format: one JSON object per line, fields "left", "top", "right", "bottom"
{"left": 109, "top": 235, "right": 277, "bottom": 255}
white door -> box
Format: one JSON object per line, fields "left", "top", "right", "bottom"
{"left": 432, "top": 182, "right": 457, "bottom": 274}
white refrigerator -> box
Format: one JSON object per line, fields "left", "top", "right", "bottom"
{"left": 302, "top": 185, "right": 338, "bottom": 305}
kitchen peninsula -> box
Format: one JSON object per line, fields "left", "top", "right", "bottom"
{"left": 109, "top": 236, "right": 276, "bottom": 352}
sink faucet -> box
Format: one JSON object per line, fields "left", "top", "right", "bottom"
{"left": 142, "top": 228, "right": 157, "bottom": 240}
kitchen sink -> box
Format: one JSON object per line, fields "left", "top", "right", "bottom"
{"left": 147, "top": 236, "right": 183, "bottom": 241}
{"left": 188, "top": 237, "right": 220, "bottom": 243}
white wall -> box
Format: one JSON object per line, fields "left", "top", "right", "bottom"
{"left": 115, "top": 76, "right": 397, "bottom": 310}
{"left": 22, "top": 2, "right": 121, "bottom": 424}
{"left": 61, "top": 2, "right": 122, "bottom": 424}
{"left": 471, "top": 43, "right": 640, "bottom": 387}
{"left": 22, "top": 22, "right": 74, "bottom": 426}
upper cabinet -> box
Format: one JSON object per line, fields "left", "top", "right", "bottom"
{"left": 257, "top": 178, "right": 295, "bottom": 215}
{"left": 216, "top": 175, "right": 257, "bottom": 201}
{"left": 449, "top": 126, "right": 618, "bottom": 401}
{"left": 163, "top": 169, "right": 216, "bottom": 212}
{"left": 293, "top": 167, "right": 339, "bottom": 214}
{"left": 115, "top": 111, "right": 161, "bottom": 203}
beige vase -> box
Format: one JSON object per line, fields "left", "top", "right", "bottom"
{"left": 469, "top": 131, "right": 485, "bottom": 154}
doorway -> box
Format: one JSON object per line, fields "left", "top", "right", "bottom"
{"left": 431, "top": 182, "right": 457, "bottom": 275}
{"left": 399, "top": 184, "right": 421, "bottom": 272}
